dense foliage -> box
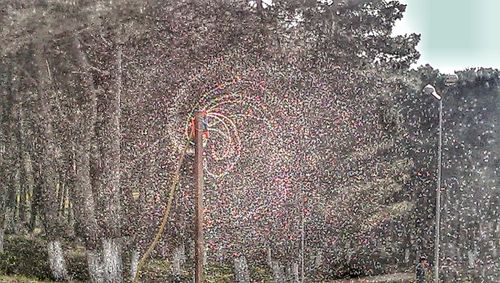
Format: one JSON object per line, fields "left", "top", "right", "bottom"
{"left": 0, "top": 1, "right": 497, "bottom": 282}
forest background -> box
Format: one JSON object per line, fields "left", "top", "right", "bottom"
{"left": 0, "top": 0, "right": 498, "bottom": 282}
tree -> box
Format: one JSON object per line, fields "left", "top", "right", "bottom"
{"left": 0, "top": 0, "right": 429, "bottom": 282}
{"left": 0, "top": 1, "right": 147, "bottom": 281}
{"left": 269, "top": 0, "right": 420, "bottom": 69}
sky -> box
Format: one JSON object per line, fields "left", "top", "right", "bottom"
{"left": 392, "top": 0, "right": 500, "bottom": 73}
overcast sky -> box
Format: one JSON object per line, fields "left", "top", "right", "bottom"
{"left": 392, "top": 0, "right": 500, "bottom": 73}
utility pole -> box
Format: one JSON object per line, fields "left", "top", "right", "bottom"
{"left": 194, "top": 111, "right": 205, "bottom": 283}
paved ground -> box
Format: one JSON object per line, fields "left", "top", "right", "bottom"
{"left": 329, "top": 272, "right": 414, "bottom": 283}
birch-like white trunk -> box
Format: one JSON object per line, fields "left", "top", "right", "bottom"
{"left": 203, "top": 249, "right": 207, "bottom": 266}
{"left": 87, "top": 249, "right": 104, "bottom": 283}
{"left": 0, "top": 227, "right": 4, "bottom": 253}
{"left": 467, "top": 246, "right": 479, "bottom": 268}
{"left": 130, "top": 248, "right": 139, "bottom": 282}
{"left": 0, "top": 182, "right": 5, "bottom": 254}
{"left": 271, "top": 260, "right": 285, "bottom": 283}
{"left": 172, "top": 244, "right": 186, "bottom": 276}
{"left": 291, "top": 262, "right": 299, "bottom": 283}
{"left": 404, "top": 248, "right": 410, "bottom": 263}
{"left": 4, "top": 206, "right": 16, "bottom": 234}
{"left": 314, "top": 250, "right": 323, "bottom": 269}
{"left": 267, "top": 247, "right": 272, "bottom": 267}
{"left": 234, "top": 255, "right": 251, "bottom": 283}
{"left": 102, "top": 238, "right": 122, "bottom": 283}
{"left": 47, "top": 240, "right": 69, "bottom": 281}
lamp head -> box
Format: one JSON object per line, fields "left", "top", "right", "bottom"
{"left": 444, "top": 74, "right": 459, "bottom": 86}
{"left": 423, "top": 84, "right": 441, "bottom": 100}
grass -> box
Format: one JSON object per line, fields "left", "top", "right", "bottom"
{"left": 0, "top": 235, "right": 272, "bottom": 282}
{"left": 0, "top": 275, "right": 57, "bottom": 283}
{"left": 1, "top": 235, "right": 414, "bottom": 283}
{"left": 0, "top": 235, "right": 88, "bottom": 282}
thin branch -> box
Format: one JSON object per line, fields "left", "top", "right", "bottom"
{"left": 88, "top": 65, "right": 110, "bottom": 76}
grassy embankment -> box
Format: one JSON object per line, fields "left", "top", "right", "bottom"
{"left": 0, "top": 235, "right": 272, "bottom": 282}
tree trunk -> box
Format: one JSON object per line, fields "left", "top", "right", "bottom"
{"left": 88, "top": 249, "right": 104, "bottom": 283}
{"left": 270, "top": 259, "right": 300, "bottom": 283}
{"left": 71, "top": 139, "right": 100, "bottom": 246}
{"left": 99, "top": 31, "right": 124, "bottom": 282}
{"left": 33, "top": 39, "right": 68, "bottom": 281}
{"left": 29, "top": 178, "right": 41, "bottom": 233}
{"left": 102, "top": 238, "right": 122, "bottom": 282}
{"left": 314, "top": 249, "right": 323, "bottom": 270}
{"left": 19, "top": 156, "right": 28, "bottom": 226}
{"left": 234, "top": 255, "right": 251, "bottom": 283}
{"left": 267, "top": 246, "right": 272, "bottom": 267}
{"left": 17, "top": 103, "right": 31, "bottom": 227}
{"left": 1, "top": 59, "right": 21, "bottom": 235}
{"left": 68, "top": 35, "right": 109, "bottom": 283}
{"left": 0, "top": 57, "right": 30, "bottom": 248}
{"left": 28, "top": 157, "right": 42, "bottom": 233}
{"left": 12, "top": 165, "right": 20, "bottom": 233}
{"left": 290, "top": 262, "right": 299, "bottom": 283}
{"left": 0, "top": 61, "right": 6, "bottom": 254}
{"left": 64, "top": 183, "right": 70, "bottom": 220}
{"left": 0, "top": 178, "right": 5, "bottom": 253}
{"left": 130, "top": 248, "right": 139, "bottom": 282}
{"left": 172, "top": 244, "right": 186, "bottom": 277}
{"left": 271, "top": 260, "right": 285, "bottom": 283}
{"left": 47, "top": 240, "right": 69, "bottom": 281}
{"left": 0, "top": 226, "right": 4, "bottom": 253}
{"left": 256, "top": 0, "right": 263, "bottom": 16}
{"left": 69, "top": 31, "right": 124, "bottom": 282}
{"left": 57, "top": 182, "right": 65, "bottom": 217}
{"left": 5, "top": 100, "right": 19, "bottom": 234}
{"left": 15, "top": 120, "right": 28, "bottom": 232}
{"left": 0, "top": 115, "right": 5, "bottom": 253}
{"left": 4, "top": 206, "right": 15, "bottom": 234}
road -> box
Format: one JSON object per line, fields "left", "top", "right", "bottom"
{"left": 328, "top": 272, "right": 414, "bottom": 283}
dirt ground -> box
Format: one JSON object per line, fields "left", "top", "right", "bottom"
{"left": 328, "top": 272, "right": 414, "bottom": 283}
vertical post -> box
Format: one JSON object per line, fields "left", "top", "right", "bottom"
{"left": 300, "top": 188, "right": 305, "bottom": 283}
{"left": 434, "top": 99, "right": 442, "bottom": 283}
{"left": 194, "top": 111, "right": 205, "bottom": 283}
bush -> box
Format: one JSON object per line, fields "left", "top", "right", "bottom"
{"left": 0, "top": 236, "right": 52, "bottom": 280}
{"left": 0, "top": 236, "right": 88, "bottom": 282}
{"left": 1, "top": 236, "right": 274, "bottom": 282}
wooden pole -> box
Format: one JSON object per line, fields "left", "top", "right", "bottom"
{"left": 194, "top": 111, "right": 205, "bottom": 283}
{"left": 300, "top": 187, "right": 305, "bottom": 283}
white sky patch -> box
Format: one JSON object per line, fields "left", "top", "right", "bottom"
{"left": 393, "top": 0, "right": 500, "bottom": 73}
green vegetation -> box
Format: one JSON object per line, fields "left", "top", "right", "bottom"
{"left": 0, "top": 235, "right": 273, "bottom": 282}
{"left": 0, "top": 275, "right": 57, "bottom": 283}
{"left": 0, "top": 1, "right": 497, "bottom": 282}
{"left": 0, "top": 236, "right": 85, "bottom": 282}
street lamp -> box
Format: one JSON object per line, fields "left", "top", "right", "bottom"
{"left": 422, "top": 83, "right": 443, "bottom": 283}
{"left": 422, "top": 74, "right": 458, "bottom": 282}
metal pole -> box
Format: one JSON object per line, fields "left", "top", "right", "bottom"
{"left": 300, "top": 187, "right": 305, "bottom": 283}
{"left": 434, "top": 99, "right": 442, "bottom": 283}
{"left": 194, "top": 111, "right": 205, "bottom": 283}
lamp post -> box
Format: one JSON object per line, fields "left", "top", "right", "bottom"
{"left": 422, "top": 83, "right": 443, "bottom": 283}
{"left": 422, "top": 74, "right": 458, "bottom": 283}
